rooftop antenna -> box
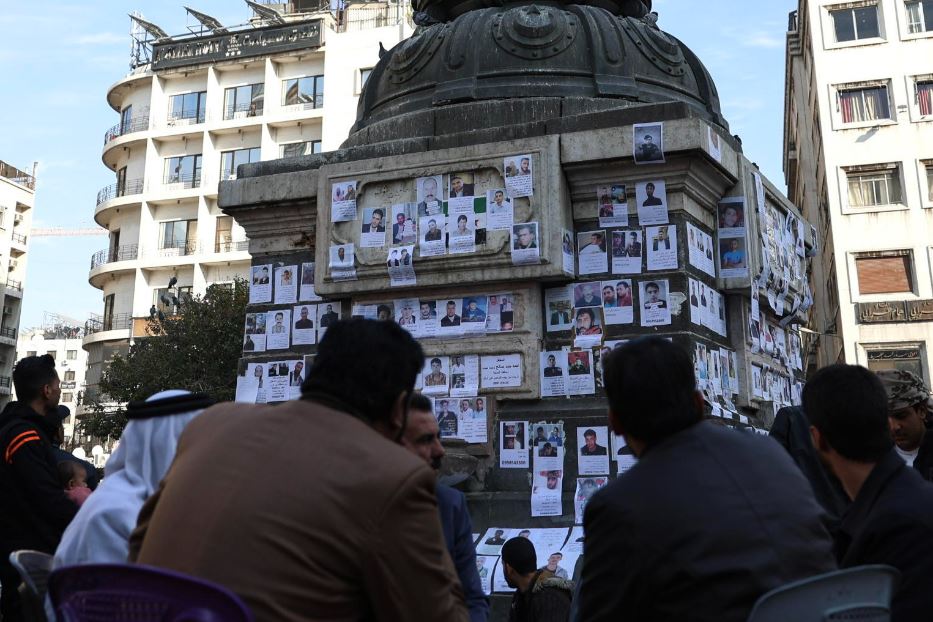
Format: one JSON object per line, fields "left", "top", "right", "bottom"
{"left": 245, "top": 0, "right": 287, "bottom": 25}
{"left": 185, "top": 6, "right": 228, "bottom": 34}
{"left": 129, "top": 12, "right": 169, "bottom": 69}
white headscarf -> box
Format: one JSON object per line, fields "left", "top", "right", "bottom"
{"left": 53, "top": 390, "right": 211, "bottom": 568}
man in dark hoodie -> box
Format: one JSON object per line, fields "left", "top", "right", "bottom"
{"left": 501, "top": 536, "right": 572, "bottom": 622}
{"left": 0, "top": 355, "right": 78, "bottom": 621}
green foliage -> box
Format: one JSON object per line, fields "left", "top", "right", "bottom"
{"left": 78, "top": 279, "right": 248, "bottom": 440}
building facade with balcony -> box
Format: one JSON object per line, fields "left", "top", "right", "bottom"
{"left": 85, "top": 1, "right": 415, "bottom": 400}
{"left": 0, "top": 161, "right": 34, "bottom": 406}
{"left": 785, "top": 0, "right": 933, "bottom": 379}
{"left": 16, "top": 325, "right": 88, "bottom": 443}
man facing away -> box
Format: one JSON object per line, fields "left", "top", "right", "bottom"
{"left": 0, "top": 355, "right": 78, "bottom": 622}
{"left": 804, "top": 364, "right": 933, "bottom": 620}
{"left": 578, "top": 337, "right": 835, "bottom": 622}
{"left": 401, "top": 393, "right": 488, "bottom": 622}
{"left": 130, "top": 319, "right": 467, "bottom": 622}
{"left": 877, "top": 369, "right": 933, "bottom": 481}
{"left": 502, "top": 537, "right": 572, "bottom": 622}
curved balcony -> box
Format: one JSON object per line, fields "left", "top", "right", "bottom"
{"left": 103, "top": 108, "right": 150, "bottom": 147}
{"left": 90, "top": 244, "right": 139, "bottom": 270}
{"left": 83, "top": 313, "right": 132, "bottom": 348}
{"left": 96, "top": 179, "right": 144, "bottom": 207}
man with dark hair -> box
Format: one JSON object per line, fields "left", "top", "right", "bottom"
{"left": 319, "top": 303, "right": 338, "bottom": 327}
{"left": 131, "top": 319, "right": 468, "bottom": 622}
{"left": 804, "top": 364, "right": 933, "bottom": 620}
{"left": 642, "top": 182, "right": 662, "bottom": 207}
{"left": 401, "top": 393, "right": 488, "bottom": 622}
{"left": 501, "top": 537, "right": 572, "bottom": 622}
{"left": 579, "top": 337, "right": 834, "bottom": 622}
{"left": 877, "top": 369, "right": 933, "bottom": 481}
{"left": 579, "top": 429, "right": 606, "bottom": 456}
{"left": 0, "top": 355, "right": 78, "bottom": 621}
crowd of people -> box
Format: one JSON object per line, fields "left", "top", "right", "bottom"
{"left": 0, "top": 324, "right": 932, "bottom": 621}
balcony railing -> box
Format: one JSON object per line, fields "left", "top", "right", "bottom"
{"left": 90, "top": 244, "right": 140, "bottom": 270}
{"left": 223, "top": 103, "right": 264, "bottom": 121}
{"left": 0, "top": 160, "right": 35, "bottom": 190}
{"left": 85, "top": 313, "right": 132, "bottom": 335}
{"left": 11, "top": 233, "right": 26, "bottom": 245}
{"left": 0, "top": 327, "right": 16, "bottom": 340}
{"left": 96, "top": 179, "right": 144, "bottom": 206}
{"left": 166, "top": 108, "right": 206, "bottom": 127}
{"left": 156, "top": 241, "right": 198, "bottom": 257}
{"left": 212, "top": 239, "right": 249, "bottom": 254}
{"left": 6, "top": 280, "right": 22, "bottom": 291}
{"left": 103, "top": 108, "right": 151, "bottom": 145}
{"left": 162, "top": 173, "right": 201, "bottom": 190}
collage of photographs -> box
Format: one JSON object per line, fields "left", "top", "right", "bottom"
{"left": 349, "top": 292, "right": 516, "bottom": 339}
{"left": 326, "top": 154, "right": 541, "bottom": 282}
{"left": 474, "top": 526, "right": 582, "bottom": 595}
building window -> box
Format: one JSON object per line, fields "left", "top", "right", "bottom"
{"left": 215, "top": 216, "right": 234, "bottom": 252}
{"left": 845, "top": 164, "right": 902, "bottom": 207}
{"left": 838, "top": 84, "right": 891, "bottom": 123}
{"left": 866, "top": 346, "right": 924, "bottom": 377}
{"left": 224, "top": 83, "right": 265, "bottom": 119}
{"left": 282, "top": 76, "right": 324, "bottom": 109}
{"left": 66, "top": 350, "right": 77, "bottom": 360}
{"left": 154, "top": 286, "right": 193, "bottom": 315}
{"left": 831, "top": 4, "right": 881, "bottom": 42}
{"left": 62, "top": 392, "right": 74, "bottom": 404}
{"left": 360, "top": 68, "right": 373, "bottom": 88}
{"left": 168, "top": 91, "right": 207, "bottom": 124}
{"left": 120, "top": 105, "right": 133, "bottom": 134}
{"left": 64, "top": 370, "right": 76, "bottom": 382}
{"left": 46, "top": 350, "right": 56, "bottom": 359}
{"left": 159, "top": 220, "right": 196, "bottom": 253}
{"left": 26, "top": 350, "right": 35, "bottom": 357}
{"left": 855, "top": 251, "right": 913, "bottom": 295}
{"left": 917, "top": 79, "right": 933, "bottom": 116}
{"left": 925, "top": 161, "right": 933, "bottom": 201}
{"left": 220, "top": 147, "right": 261, "bottom": 181}
{"left": 163, "top": 155, "right": 202, "bottom": 188}
{"left": 280, "top": 141, "right": 322, "bottom": 158}
{"left": 907, "top": 0, "right": 933, "bottom": 33}
{"left": 103, "top": 294, "right": 115, "bottom": 330}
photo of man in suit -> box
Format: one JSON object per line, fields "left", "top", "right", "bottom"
{"left": 440, "top": 301, "right": 461, "bottom": 327}
{"left": 543, "top": 354, "right": 563, "bottom": 377}
{"left": 449, "top": 174, "right": 474, "bottom": 198}
{"left": 319, "top": 304, "right": 338, "bottom": 327}
{"left": 295, "top": 306, "right": 314, "bottom": 329}
{"left": 362, "top": 209, "right": 385, "bottom": 234}
{"left": 625, "top": 231, "right": 642, "bottom": 257}
{"left": 417, "top": 177, "right": 442, "bottom": 216}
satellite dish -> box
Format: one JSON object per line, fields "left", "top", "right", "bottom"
{"left": 185, "top": 6, "right": 228, "bottom": 33}
{"left": 72, "top": 447, "right": 86, "bottom": 460}
{"left": 92, "top": 444, "right": 104, "bottom": 457}
{"left": 129, "top": 14, "right": 170, "bottom": 40}
{"left": 245, "top": 0, "right": 286, "bottom": 25}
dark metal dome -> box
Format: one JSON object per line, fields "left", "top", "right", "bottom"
{"left": 346, "top": 2, "right": 726, "bottom": 145}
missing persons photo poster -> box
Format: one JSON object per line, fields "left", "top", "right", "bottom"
{"left": 360, "top": 207, "right": 388, "bottom": 248}
{"left": 611, "top": 229, "right": 642, "bottom": 274}
{"left": 504, "top": 154, "right": 533, "bottom": 198}
{"left": 331, "top": 180, "right": 358, "bottom": 222}
{"left": 540, "top": 351, "right": 567, "bottom": 397}
{"left": 635, "top": 179, "right": 669, "bottom": 226}
{"left": 545, "top": 286, "right": 573, "bottom": 333}
{"left": 577, "top": 426, "right": 610, "bottom": 475}
{"left": 577, "top": 230, "right": 608, "bottom": 275}
{"left": 500, "top": 421, "right": 528, "bottom": 468}
{"left": 249, "top": 264, "right": 272, "bottom": 304}
{"left": 273, "top": 264, "right": 298, "bottom": 305}
{"left": 299, "top": 262, "right": 321, "bottom": 301}
{"left": 639, "top": 279, "right": 672, "bottom": 327}
{"left": 328, "top": 243, "right": 357, "bottom": 281}
{"left": 511, "top": 222, "right": 541, "bottom": 265}
{"left": 645, "top": 225, "right": 678, "bottom": 271}
{"left": 633, "top": 122, "right": 665, "bottom": 165}
{"left": 596, "top": 183, "right": 628, "bottom": 228}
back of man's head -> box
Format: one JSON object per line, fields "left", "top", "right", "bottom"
{"left": 803, "top": 364, "right": 892, "bottom": 462}
{"left": 409, "top": 392, "right": 432, "bottom": 413}
{"left": 301, "top": 319, "right": 423, "bottom": 425}
{"left": 602, "top": 337, "right": 701, "bottom": 445}
{"left": 13, "top": 354, "right": 57, "bottom": 403}
{"left": 501, "top": 537, "right": 536, "bottom": 576}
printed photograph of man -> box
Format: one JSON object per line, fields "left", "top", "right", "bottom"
{"left": 538, "top": 442, "right": 558, "bottom": 458}
{"left": 718, "top": 201, "right": 745, "bottom": 230}
{"left": 376, "top": 304, "right": 394, "bottom": 322}
{"left": 452, "top": 214, "right": 471, "bottom": 237}
{"left": 568, "top": 352, "right": 590, "bottom": 376}
{"left": 543, "top": 354, "right": 563, "bottom": 377}
{"left": 549, "top": 301, "right": 571, "bottom": 326}
{"left": 506, "top": 157, "right": 532, "bottom": 177}
{"left": 573, "top": 282, "right": 601, "bottom": 308}
{"left": 435, "top": 399, "right": 458, "bottom": 438}
{"left": 331, "top": 181, "right": 357, "bottom": 202}
{"left": 294, "top": 306, "right": 314, "bottom": 329}
{"left": 270, "top": 312, "right": 287, "bottom": 334}
{"left": 419, "top": 300, "right": 437, "bottom": 321}
{"left": 458, "top": 399, "right": 476, "bottom": 420}
{"left": 330, "top": 244, "right": 352, "bottom": 268}
{"left": 361, "top": 208, "right": 385, "bottom": 233}
{"left": 625, "top": 231, "right": 642, "bottom": 257}
{"left": 651, "top": 226, "right": 671, "bottom": 251}
{"left": 578, "top": 231, "right": 606, "bottom": 256}
{"left": 488, "top": 189, "right": 512, "bottom": 214}
{"left": 462, "top": 298, "right": 486, "bottom": 323}
{"left": 576, "top": 308, "right": 603, "bottom": 337}
{"left": 544, "top": 471, "right": 561, "bottom": 490}
{"left": 597, "top": 186, "right": 613, "bottom": 218}
{"left": 512, "top": 223, "right": 538, "bottom": 250}
{"left": 243, "top": 335, "right": 255, "bottom": 351}
{"left": 611, "top": 184, "right": 626, "bottom": 204}
{"left": 252, "top": 266, "right": 270, "bottom": 284}
{"left": 485, "top": 529, "right": 506, "bottom": 546}
{"left": 580, "top": 428, "right": 607, "bottom": 456}
{"left": 423, "top": 218, "right": 443, "bottom": 242}
{"left": 615, "top": 281, "right": 634, "bottom": 307}
{"left": 417, "top": 176, "right": 443, "bottom": 216}
{"left": 300, "top": 262, "right": 315, "bottom": 285}
{"left": 601, "top": 285, "right": 617, "bottom": 308}
{"left": 474, "top": 398, "right": 486, "bottom": 419}
{"left": 643, "top": 281, "right": 668, "bottom": 309}
{"left": 289, "top": 361, "right": 304, "bottom": 387}
{"left": 642, "top": 182, "right": 663, "bottom": 207}
{"left": 280, "top": 268, "right": 293, "bottom": 286}
{"left": 441, "top": 300, "right": 462, "bottom": 327}
{"left": 397, "top": 304, "right": 416, "bottom": 327}
{"left": 425, "top": 357, "right": 448, "bottom": 387}
{"left": 386, "top": 249, "right": 400, "bottom": 267}
{"left": 633, "top": 122, "right": 664, "bottom": 164}
{"left": 318, "top": 304, "right": 339, "bottom": 327}
{"left": 541, "top": 552, "right": 569, "bottom": 580}
{"left": 720, "top": 238, "right": 747, "bottom": 269}
{"left": 449, "top": 173, "right": 475, "bottom": 198}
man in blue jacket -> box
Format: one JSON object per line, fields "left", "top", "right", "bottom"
{"left": 402, "top": 393, "right": 488, "bottom": 622}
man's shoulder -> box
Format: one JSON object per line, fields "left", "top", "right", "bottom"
{"left": 436, "top": 483, "right": 467, "bottom": 511}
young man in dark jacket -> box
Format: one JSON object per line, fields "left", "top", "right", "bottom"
{"left": 0, "top": 355, "right": 78, "bottom": 621}
{"left": 502, "top": 536, "right": 572, "bottom": 622}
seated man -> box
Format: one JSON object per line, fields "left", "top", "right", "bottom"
{"left": 131, "top": 319, "right": 467, "bottom": 622}
{"left": 877, "top": 369, "right": 933, "bottom": 481}
{"left": 804, "top": 364, "right": 933, "bottom": 620}
{"left": 578, "top": 337, "right": 835, "bottom": 622}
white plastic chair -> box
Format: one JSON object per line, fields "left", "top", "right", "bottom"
{"left": 747, "top": 565, "right": 900, "bottom": 622}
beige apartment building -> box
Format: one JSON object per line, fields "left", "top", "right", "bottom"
{"left": 84, "top": 1, "right": 414, "bottom": 400}
{"left": 785, "top": 0, "right": 933, "bottom": 379}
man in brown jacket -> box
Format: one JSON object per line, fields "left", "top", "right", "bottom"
{"left": 130, "top": 319, "right": 468, "bottom": 622}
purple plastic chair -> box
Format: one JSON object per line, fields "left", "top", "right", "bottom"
{"left": 48, "top": 564, "right": 254, "bottom": 622}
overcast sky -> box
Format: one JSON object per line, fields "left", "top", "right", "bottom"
{"left": 0, "top": 0, "right": 795, "bottom": 329}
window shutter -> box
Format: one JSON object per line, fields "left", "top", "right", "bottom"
{"left": 855, "top": 255, "right": 912, "bottom": 294}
